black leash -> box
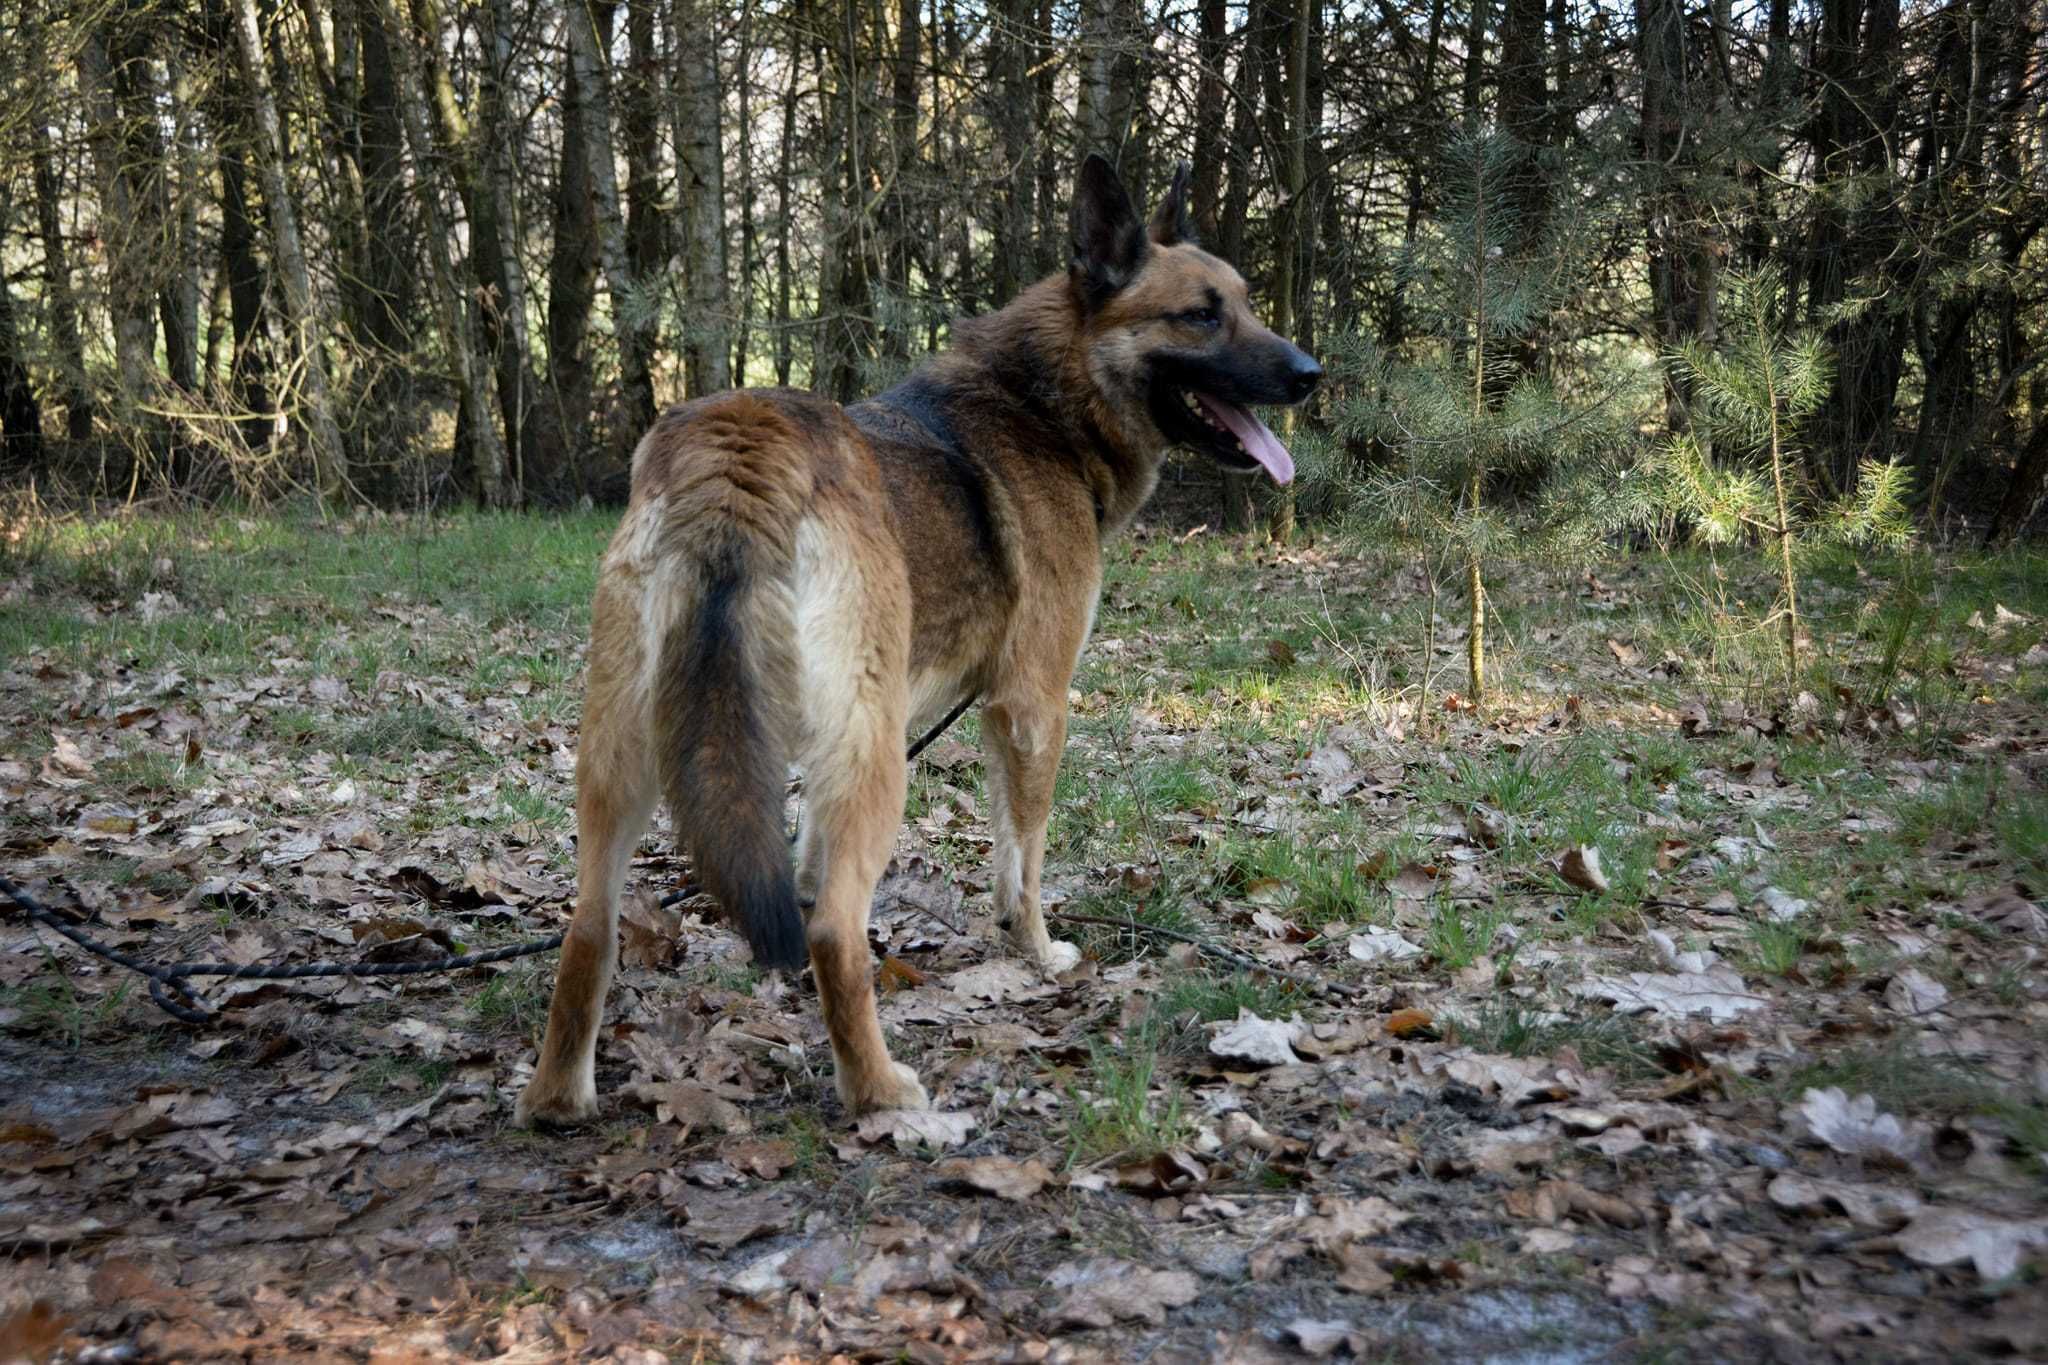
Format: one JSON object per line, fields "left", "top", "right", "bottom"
{"left": 2, "top": 694, "right": 981, "bottom": 1025}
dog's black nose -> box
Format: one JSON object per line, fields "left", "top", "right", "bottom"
{"left": 1286, "top": 354, "right": 1323, "bottom": 403}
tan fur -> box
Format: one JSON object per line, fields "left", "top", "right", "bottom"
{"left": 518, "top": 162, "right": 1308, "bottom": 1126}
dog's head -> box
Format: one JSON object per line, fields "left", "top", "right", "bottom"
{"left": 1069, "top": 153, "right": 1320, "bottom": 484}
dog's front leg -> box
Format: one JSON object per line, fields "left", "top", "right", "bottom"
{"left": 982, "top": 690, "right": 1080, "bottom": 974}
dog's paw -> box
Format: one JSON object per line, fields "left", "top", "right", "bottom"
{"left": 843, "top": 1061, "right": 930, "bottom": 1116}
{"left": 1035, "top": 939, "right": 1081, "bottom": 975}
{"left": 514, "top": 1078, "right": 598, "bottom": 1130}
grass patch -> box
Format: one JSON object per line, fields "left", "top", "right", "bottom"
{"left": 1065, "top": 1030, "right": 1194, "bottom": 1164}
{"left": 466, "top": 964, "right": 552, "bottom": 1037}
{"left": 100, "top": 748, "right": 197, "bottom": 798}
{"left": 341, "top": 703, "right": 477, "bottom": 759}
{"left": 1, "top": 968, "right": 134, "bottom": 1049}
{"left": 1152, "top": 970, "right": 1301, "bottom": 1027}
{"left": 1426, "top": 900, "right": 1510, "bottom": 971}
{"left": 1060, "top": 884, "right": 1199, "bottom": 966}
{"left": 1445, "top": 1000, "right": 1662, "bottom": 1080}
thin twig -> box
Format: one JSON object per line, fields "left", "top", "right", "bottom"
{"left": 1047, "top": 910, "right": 1363, "bottom": 999}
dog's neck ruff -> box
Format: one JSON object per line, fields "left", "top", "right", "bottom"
{"left": 943, "top": 277, "right": 1168, "bottom": 538}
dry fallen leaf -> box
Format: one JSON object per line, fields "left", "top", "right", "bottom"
{"left": 1766, "top": 1172, "right": 1922, "bottom": 1230}
{"left": 631, "top": 1081, "right": 752, "bottom": 1135}
{"left": 1896, "top": 1206, "right": 2048, "bottom": 1281}
{"left": 931, "top": 1154, "right": 1054, "bottom": 1201}
{"left": 1558, "top": 845, "right": 1610, "bottom": 894}
{"left": 1572, "top": 965, "right": 1764, "bottom": 1022}
{"left": 1048, "top": 1258, "right": 1200, "bottom": 1327}
{"left": 1349, "top": 927, "right": 1424, "bottom": 964}
{"left": 1798, "top": 1087, "right": 1928, "bottom": 1167}
{"left": 853, "top": 1108, "right": 976, "bottom": 1151}
{"left": 1885, "top": 967, "right": 1949, "bottom": 1016}
{"left": 1962, "top": 887, "right": 2048, "bottom": 939}
{"left": 1385, "top": 1007, "right": 1436, "bottom": 1039}
{"left": 1208, "top": 1009, "right": 1306, "bottom": 1066}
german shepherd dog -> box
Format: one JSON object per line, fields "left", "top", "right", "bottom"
{"left": 516, "top": 154, "right": 1319, "bottom": 1125}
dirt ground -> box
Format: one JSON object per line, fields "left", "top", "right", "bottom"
{"left": 3, "top": 499, "right": 2046, "bottom": 1361}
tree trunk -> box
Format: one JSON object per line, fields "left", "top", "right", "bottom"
{"left": 1033, "top": 0, "right": 1060, "bottom": 275}
{"left": 881, "top": 0, "right": 921, "bottom": 358}
{"left": 353, "top": 0, "right": 418, "bottom": 371}
{"left": 1077, "top": 0, "right": 1116, "bottom": 154}
{"left": 623, "top": 0, "right": 668, "bottom": 390}
{"left": 0, "top": 180, "right": 44, "bottom": 473}
{"left": 734, "top": 0, "right": 758, "bottom": 382}
{"left": 373, "top": 0, "right": 509, "bottom": 505}
{"left": 1218, "top": 5, "right": 1263, "bottom": 532}
{"left": 77, "top": 31, "right": 160, "bottom": 434}
{"left": 1267, "top": 0, "right": 1310, "bottom": 546}
{"left": 546, "top": 29, "right": 601, "bottom": 494}
{"left": 232, "top": 0, "right": 349, "bottom": 501}
{"left": 991, "top": 0, "right": 1036, "bottom": 301}
{"left": 811, "top": 1, "right": 872, "bottom": 403}
{"left": 1190, "top": 0, "right": 1227, "bottom": 241}
{"left": 200, "top": 5, "right": 276, "bottom": 456}
{"left": 1638, "top": 0, "right": 1715, "bottom": 432}
{"left": 674, "top": 0, "right": 733, "bottom": 394}
{"left": 567, "top": 0, "right": 658, "bottom": 434}
{"left": 163, "top": 50, "right": 204, "bottom": 403}
{"left": 1388, "top": 0, "right": 1447, "bottom": 347}
{"left": 1462, "top": 0, "right": 1489, "bottom": 115}
{"left": 773, "top": 16, "right": 801, "bottom": 386}
{"left": 32, "top": 126, "right": 94, "bottom": 441}
{"left": 481, "top": 0, "right": 537, "bottom": 495}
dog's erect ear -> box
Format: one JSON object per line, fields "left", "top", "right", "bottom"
{"left": 1071, "top": 152, "right": 1146, "bottom": 308}
{"left": 1149, "top": 161, "right": 1194, "bottom": 246}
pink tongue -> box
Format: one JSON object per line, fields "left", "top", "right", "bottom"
{"left": 1195, "top": 394, "right": 1295, "bottom": 485}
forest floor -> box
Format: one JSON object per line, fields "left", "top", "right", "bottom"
{"left": 3, "top": 489, "right": 2047, "bottom": 1363}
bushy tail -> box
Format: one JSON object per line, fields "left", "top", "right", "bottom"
{"left": 655, "top": 538, "right": 807, "bottom": 971}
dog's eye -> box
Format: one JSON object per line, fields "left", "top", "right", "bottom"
{"left": 1179, "top": 306, "right": 1221, "bottom": 329}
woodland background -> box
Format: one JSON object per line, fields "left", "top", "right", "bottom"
{"left": 0, "top": 0, "right": 2045, "bottom": 538}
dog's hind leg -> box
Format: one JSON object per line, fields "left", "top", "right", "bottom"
{"left": 517, "top": 577, "right": 660, "bottom": 1127}
{"left": 793, "top": 518, "right": 928, "bottom": 1115}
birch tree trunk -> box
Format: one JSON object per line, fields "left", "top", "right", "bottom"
{"left": 231, "top": 0, "right": 348, "bottom": 501}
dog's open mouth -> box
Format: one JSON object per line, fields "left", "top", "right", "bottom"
{"left": 1177, "top": 389, "right": 1295, "bottom": 485}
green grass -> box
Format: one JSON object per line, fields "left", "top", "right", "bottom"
{"left": 466, "top": 964, "right": 553, "bottom": 1037}
{"left": 341, "top": 702, "right": 478, "bottom": 758}
{"left": 1744, "top": 917, "right": 1808, "bottom": 977}
{"left": 1060, "top": 883, "right": 1200, "bottom": 966}
{"left": 1445, "top": 1000, "right": 1662, "bottom": 1080}
{"left": 1426, "top": 900, "right": 1510, "bottom": 972}
{"left": 1, "top": 967, "right": 135, "bottom": 1049}
{"left": 1152, "top": 969, "right": 1301, "bottom": 1028}
{"left": 99, "top": 747, "right": 197, "bottom": 798}
{"left": 1065, "top": 1029, "right": 1194, "bottom": 1164}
